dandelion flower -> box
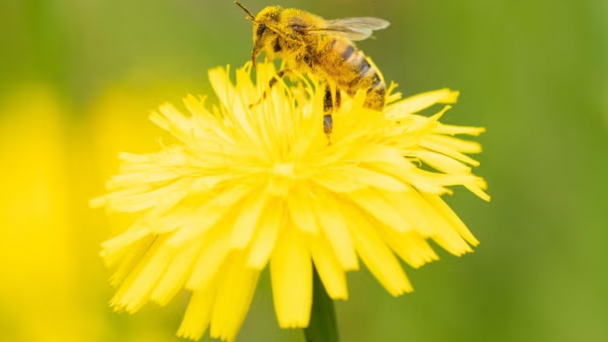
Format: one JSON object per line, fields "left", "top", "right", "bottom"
{"left": 92, "top": 61, "right": 489, "bottom": 341}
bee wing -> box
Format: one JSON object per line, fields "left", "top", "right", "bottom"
{"left": 325, "top": 17, "right": 390, "bottom": 30}
{"left": 307, "top": 17, "right": 390, "bottom": 41}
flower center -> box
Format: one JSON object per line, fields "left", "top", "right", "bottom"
{"left": 272, "top": 162, "right": 296, "bottom": 179}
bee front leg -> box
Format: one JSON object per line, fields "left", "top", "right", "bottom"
{"left": 249, "top": 69, "right": 291, "bottom": 108}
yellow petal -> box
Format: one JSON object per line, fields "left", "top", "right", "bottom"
{"left": 106, "top": 234, "right": 156, "bottom": 287}
{"left": 246, "top": 199, "right": 283, "bottom": 269}
{"left": 436, "top": 123, "right": 486, "bottom": 136}
{"left": 427, "top": 133, "right": 484, "bottom": 154}
{"left": 287, "top": 184, "right": 320, "bottom": 235}
{"left": 422, "top": 193, "right": 479, "bottom": 246}
{"left": 230, "top": 191, "right": 268, "bottom": 248}
{"left": 348, "top": 189, "right": 411, "bottom": 233}
{"left": 309, "top": 236, "right": 348, "bottom": 299}
{"left": 419, "top": 136, "right": 480, "bottom": 166}
{"left": 415, "top": 150, "right": 473, "bottom": 174}
{"left": 150, "top": 238, "right": 205, "bottom": 306}
{"left": 167, "top": 185, "right": 251, "bottom": 247}
{"left": 415, "top": 198, "right": 473, "bottom": 256}
{"left": 381, "top": 228, "right": 439, "bottom": 268}
{"left": 177, "top": 285, "right": 216, "bottom": 340}
{"left": 182, "top": 94, "right": 209, "bottom": 117}
{"left": 465, "top": 183, "right": 492, "bottom": 202}
{"left": 110, "top": 235, "right": 171, "bottom": 313}
{"left": 150, "top": 103, "right": 196, "bottom": 144}
{"left": 101, "top": 224, "right": 152, "bottom": 266}
{"left": 343, "top": 204, "right": 413, "bottom": 296}
{"left": 186, "top": 227, "right": 231, "bottom": 290}
{"left": 311, "top": 194, "right": 359, "bottom": 271}
{"left": 271, "top": 227, "right": 312, "bottom": 328}
{"left": 388, "top": 88, "right": 459, "bottom": 114}
{"left": 210, "top": 252, "right": 260, "bottom": 342}
{"left": 311, "top": 172, "right": 366, "bottom": 193}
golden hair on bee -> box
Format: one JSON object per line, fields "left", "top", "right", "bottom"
{"left": 235, "top": 1, "right": 390, "bottom": 134}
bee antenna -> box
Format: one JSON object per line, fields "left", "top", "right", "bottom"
{"left": 234, "top": 1, "right": 255, "bottom": 21}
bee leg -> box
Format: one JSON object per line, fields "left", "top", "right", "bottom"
{"left": 323, "top": 85, "right": 334, "bottom": 144}
{"left": 249, "top": 69, "right": 291, "bottom": 108}
{"left": 335, "top": 89, "right": 341, "bottom": 109}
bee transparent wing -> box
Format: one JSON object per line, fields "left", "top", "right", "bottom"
{"left": 325, "top": 17, "right": 390, "bottom": 30}
{"left": 307, "top": 17, "right": 390, "bottom": 41}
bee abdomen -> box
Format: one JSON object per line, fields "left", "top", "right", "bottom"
{"left": 348, "top": 51, "right": 374, "bottom": 78}
{"left": 364, "top": 81, "right": 386, "bottom": 111}
{"left": 348, "top": 51, "right": 385, "bottom": 110}
{"left": 330, "top": 39, "right": 386, "bottom": 110}
{"left": 330, "top": 40, "right": 369, "bottom": 75}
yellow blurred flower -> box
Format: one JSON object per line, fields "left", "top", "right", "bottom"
{"left": 0, "top": 85, "right": 95, "bottom": 342}
{"left": 92, "top": 61, "right": 489, "bottom": 341}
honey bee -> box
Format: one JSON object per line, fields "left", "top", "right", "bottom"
{"left": 235, "top": 2, "right": 389, "bottom": 135}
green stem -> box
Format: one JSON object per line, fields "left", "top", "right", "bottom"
{"left": 303, "top": 267, "right": 339, "bottom": 342}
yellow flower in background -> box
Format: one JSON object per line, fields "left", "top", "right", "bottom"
{"left": 0, "top": 85, "right": 93, "bottom": 341}
{"left": 92, "top": 61, "right": 489, "bottom": 341}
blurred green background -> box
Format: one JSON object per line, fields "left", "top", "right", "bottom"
{"left": 1, "top": 0, "right": 607, "bottom": 341}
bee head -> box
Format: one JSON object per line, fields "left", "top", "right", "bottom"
{"left": 236, "top": 2, "right": 284, "bottom": 68}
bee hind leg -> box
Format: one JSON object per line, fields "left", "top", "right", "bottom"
{"left": 249, "top": 69, "right": 291, "bottom": 108}
{"left": 323, "top": 85, "right": 341, "bottom": 136}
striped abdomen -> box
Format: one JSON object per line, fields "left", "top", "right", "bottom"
{"left": 326, "top": 39, "right": 386, "bottom": 111}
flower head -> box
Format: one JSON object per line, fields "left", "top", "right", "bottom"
{"left": 92, "top": 61, "right": 489, "bottom": 341}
